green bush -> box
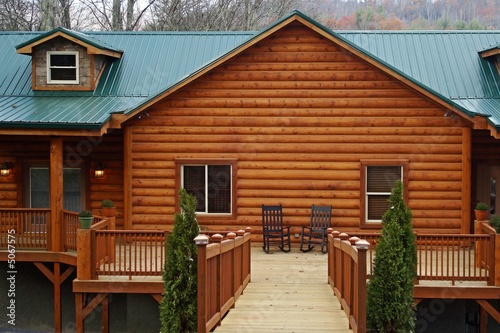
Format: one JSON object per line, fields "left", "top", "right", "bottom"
{"left": 159, "top": 189, "right": 200, "bottom": 333}
{"left": 476, "top": 202, "right": 489, "bottom": 211}
{"left": 78, "top": 210, "right": 93, "bottom": 217}
{"left": 367, "top": 180, "right": 417, "bottom": 333}
{"left": 490, "top": 215, "right": 500, "bottom": 233}
{"left": 101, "top": 199, "right": 115, "bottom": 207}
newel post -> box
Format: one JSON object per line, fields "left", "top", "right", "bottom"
{"left": 76, "top": 229, "right": 92, "bottom": 280}
{"left": 355, "top": 239, "right": 370, "bottom": 333}
{"left": 195, "top": 234, "right": 209, "bottom": 333}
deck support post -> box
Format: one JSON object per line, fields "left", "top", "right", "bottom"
{"left": 75, "top": 292, "right": 109, "bottom": 333}
{"left": 33, "top": 262, "right": 74, "bottom": 333}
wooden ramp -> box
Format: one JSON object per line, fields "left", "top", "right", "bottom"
{"left": 214, "top": 246, "right": 353, "bottom": 333}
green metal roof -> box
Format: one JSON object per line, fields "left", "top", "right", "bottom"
{"left": 0, "top": 30, "right": 254, "bottom": 129}
{"left": 0, "top": 11, "right": 499, "bottom": 130}
{"left": 15, "top": 27, "right": 123, "bottom": 54}
{"left": 336, "top": 30, "right": 500, "bottom": 125}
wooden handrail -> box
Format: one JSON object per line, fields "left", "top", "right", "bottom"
{"left": 474, "top": 220, "right": 500, "bottom": 286}
{"left": 0, "top": 208, "right": 50, "bottom": 249}
{"left": 328, "top": 229, "right": 500, "bottom": 332}
{"left": 328, "top": 232, "right": 368, "bottom": 333}
{"left": 196, "top": 228, "right": 252, "bottom": 333}
{"left": 348, "top": 231, "right": 492, "bottom": 284}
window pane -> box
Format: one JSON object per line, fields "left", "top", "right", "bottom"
{"left": 183, "top": 166, "right": 205, "bottom": 212}
{"left": 207, "top": 165, "right": 231, "bottom": 213}
{"left": 64, "top": 168, "right": 81, "bottom": 212}
{"left": 51, "top": 68, "right": 77, "bottom": 81}
{"left": 50, "top": 54, "right": 76, "bottom": 67}
{"left": 367, "top": 195, "right": 390, "bottom": 220}
{"left": 30, "top": 168, "right": 82, "bottom": 211}
{"left": 31, "top": 168, "right": 50, "bottom": 208}
{"left": 367, "top": 166, "right": 401, "bottom": 192}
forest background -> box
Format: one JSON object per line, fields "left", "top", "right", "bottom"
{"left": 0, "top": 0, "right": 498, "bottom": 32}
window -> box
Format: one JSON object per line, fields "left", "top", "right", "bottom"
{"left": 176, "top": 159, "right": 237, "bottom": 219}
{"left": 28, "top": 167, "right": 83, "bottom": 212}
{"left": 360, "top": 160, "right": 408, "bottom": 227}
{"left": 47, "top": 51, "right": 79, "bottom": 84}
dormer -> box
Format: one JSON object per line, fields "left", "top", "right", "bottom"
{"left": 15, "top": 27, "right": 123, "bottom": 91}
{"left": 480, "top": 44, "right": 500, "bottom": 75}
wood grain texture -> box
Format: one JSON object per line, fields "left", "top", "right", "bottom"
{"left": 122, "top": 22, "right": 472, "bottom": 233}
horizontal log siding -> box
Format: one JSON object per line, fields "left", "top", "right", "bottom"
{"left": 0, "top": 134, "right": 125, "bottom": 227}
{"left": 128, "top": 22, "right": 468, "bottom": 233}
{"left": 86, "top": 131, "right": 125, "bottom": 227}
{"left": 0, "top": 136, "right": 50, "bottom": 208}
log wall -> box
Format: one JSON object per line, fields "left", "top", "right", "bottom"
{"left": 126, "top": 22, "right": 472, "bottom": 234}
{"left": 0, "top": 131, "right": 124, "bottom": 227}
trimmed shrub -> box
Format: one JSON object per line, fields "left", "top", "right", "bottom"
{"left": 367, "top": 180, "right": 417, "bottom": 333}
{"left": 159, "top": 189, "right": 200, "bottom": 333}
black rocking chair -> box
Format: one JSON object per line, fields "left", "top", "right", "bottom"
{"left": 261, "top": 204, "right": 291, "bottom": 253}
{"left": 300, "top": 204, "right": 332, "bottom": 254}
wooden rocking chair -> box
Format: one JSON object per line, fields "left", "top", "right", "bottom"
{"left": 261, "top": 204, "right": 291, "bottom": 253}
{"left": 300, "top": 204, "right": 332, "bottom": 254}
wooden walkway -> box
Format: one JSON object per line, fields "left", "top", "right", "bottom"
{"left": 214, "top": 245, "right": 353, "bottom": 333}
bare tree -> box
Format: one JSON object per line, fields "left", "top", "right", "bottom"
{"left": 146, "top": 0, "right": 298, "bottom": 31}
{"left": 0, "top": 0, "right": 38, "bottom": 30}
{"left": 80, "top": 0, "right": 155, "bottom": 30}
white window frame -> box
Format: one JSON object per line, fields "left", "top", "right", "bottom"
{"left": 47, "top": 51, "right": 79, "bottom": 84}
{"left": 181, "top": 164, "right": 232, "bottom": 215}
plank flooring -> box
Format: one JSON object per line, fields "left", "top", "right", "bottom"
{"left": 214, "top": 245, "right": 353, "bottom": 333}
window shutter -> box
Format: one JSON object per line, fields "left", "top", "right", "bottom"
{"left": 366, "top": 165, "right": 402, "bottom": 221}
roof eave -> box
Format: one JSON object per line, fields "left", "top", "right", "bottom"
{"left": 15, "top": 28, "right": 123, "bottom": 58}
{"left": 120, "top": 10, "right": 480, "bottom": 125}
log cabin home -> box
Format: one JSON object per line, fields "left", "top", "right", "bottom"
{"left": 0, "top": 10, "right": 500, "bottom": 332}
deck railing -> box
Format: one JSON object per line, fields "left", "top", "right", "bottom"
{"left": 346, "top": 232, "right": 492, "bottom": 284}
{"left": 94, "top": 230, "right": 167, "bottom": 278}
{"left": 0, "top": 208, "right": 50, "bottom": 248}
{"left": 474, "top": 220, "right": 500, "bottom": 286}
{"left": 329, "top": 229, "right": 499, "bottom": 333}
{"left": 328, "top": 232, "right": 368, "bottom": 333}
{"left": 62, "top": 210, "right": 108, "bottom": 251}
{"left": 0, "top": 209, "right": 109, "bottom": 251}
{"left": 195, "top": 228, "right": 252, "bottom": 333}
{"left": 77, "top": 219, "right": 167, "bottom": 280}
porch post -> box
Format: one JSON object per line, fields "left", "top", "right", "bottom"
{"left": 50, "top": 137, "right": 64, "bottom": 252}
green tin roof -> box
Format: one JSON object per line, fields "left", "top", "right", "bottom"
{"left": 0, "top": 11, "right": 499, "bottom": 131}
{"left": 15, "top": 27, "right": 123, "bottom": 55}
{"left": 337, "top": 30, "right": 500, "bottom": 125}
{"left": 0, "top": 30, "right": 254, "bottom": 129}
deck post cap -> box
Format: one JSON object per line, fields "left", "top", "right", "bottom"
{"left": 211, "top": 234, "right": 223, "bottom": 243}
{"left": 339, "top": 232, "right": 349, "bottom": 240}
{"left": 355, "top": 239, "right": 370, "bottom": 250}
{"left": 194, "top": 234, "right": 209, "bottom": 245}
{"left": 349, "top": 236, "right": 360, "bottom": 245}
{"left": 331, "top": 230, "right": 340, "bottom": 237}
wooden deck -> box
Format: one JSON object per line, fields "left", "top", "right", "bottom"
{"left": 214, "top": 245, "right": 353, "bottom": 333}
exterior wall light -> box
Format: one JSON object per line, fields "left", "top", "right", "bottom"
{"left": 0, "top": 161, "right": 13, "bottom": 177}
{"left": 94, "top": 162, "right": 105, "bottom": 178}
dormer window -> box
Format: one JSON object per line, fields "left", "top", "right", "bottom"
{"left": 15, "top": 27, "right": 122, "bottom": 90}
{"left": 47, "top": 51, "right": 79, "bottom": 84}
